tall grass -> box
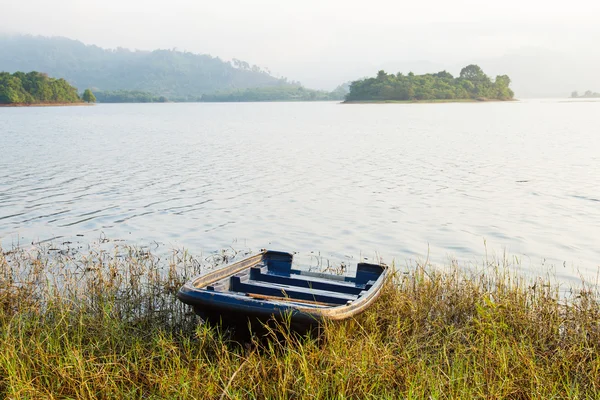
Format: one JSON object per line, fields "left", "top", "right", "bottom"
{"left": 1, "top": 245, "right": 599, "bottom": 399}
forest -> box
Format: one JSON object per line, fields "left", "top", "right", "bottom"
{"left": 200, "top": 85, "right": 347, "bottom": 102}
{"left": 345, "top": 65, "right": 514, "bottom": 102}
{"left": 0, "top": 71, "right": 81, "bottom": 104}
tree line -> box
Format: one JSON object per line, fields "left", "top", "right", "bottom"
{"left": 571, "top": 90, "right": 600, "bottom": 99}
{"left": 94, "top": 90, "right": 168, "bottom": 103}
{"left": 0, "top": 71, "right": 81, "bottom": 104}
{"left": 345, "top": 65, "right": 514, "bottom": 102}
{"left": 199, "top": 85, "right": 347, "bottom": 102}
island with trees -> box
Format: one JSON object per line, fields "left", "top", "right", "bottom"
{"left": 0, "top": 71, "right": 83, "bottom": 105}
{"left": 571, "top": 90, "right": 600, "bottom": 99}
{"left": 344, "top": 64, "right": 514, "bottom": 103}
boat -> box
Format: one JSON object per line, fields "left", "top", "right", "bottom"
{"left": 177, "top": 250, "right": 388, "bottom": 330}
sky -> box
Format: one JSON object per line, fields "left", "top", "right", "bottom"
{"left": 2, "top": 0, "right": 600, "bottom": 92}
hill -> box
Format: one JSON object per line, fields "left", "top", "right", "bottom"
{"left": 0, "top": 35, "right": 286, "bottom": 99}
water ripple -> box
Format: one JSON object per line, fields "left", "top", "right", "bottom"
{"left": 1, "top": 101, "right": 599, "bottom": 282}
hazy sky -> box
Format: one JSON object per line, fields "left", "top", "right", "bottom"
{"left": 2, "top": 0, "right": 600, "bottom": 89}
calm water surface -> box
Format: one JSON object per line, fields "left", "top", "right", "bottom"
{"left": 1, "top": 100, "right": 599, "bottom": 282}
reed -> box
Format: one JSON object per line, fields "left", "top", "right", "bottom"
{"left": 1, "top": 245, "right": 599, "bottom": 399}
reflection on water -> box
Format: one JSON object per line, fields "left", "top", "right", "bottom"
{"left": 1, "top": 100, "right": 599, "bottom": 283}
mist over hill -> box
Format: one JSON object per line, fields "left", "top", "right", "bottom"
{"left": 3, "top": 35, "right": 598, "bottom": 99}
{"left": 0, "top": 35, "right": 287, "bottom": 99}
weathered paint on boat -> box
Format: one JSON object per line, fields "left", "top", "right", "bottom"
{"left": 177, "top": 250, "right": 388, "bottom": 328}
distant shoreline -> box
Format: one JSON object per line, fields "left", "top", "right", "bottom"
{"left": 0, "top": 102, "right": 93, "bottom": 108}
{"left": 343, "top": 98, "right": 517, "bottom": 104}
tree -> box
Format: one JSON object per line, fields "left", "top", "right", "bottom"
{"left": 494, "top": 75, "right": 513, "bottom": 100}
{"left": 377, "top": 70, "right": 388, "bottom": 80}
{"left": 571, "top": 91, "right": 579, "bottom": 98}
{"left": 82, "top": 89, "right": 96, "bottom": 103}
{"left": 459, "top": 64, "right": 485, "bottom": 81}
{"left": 434, "top": 71, "right": 454, "bottom": 80}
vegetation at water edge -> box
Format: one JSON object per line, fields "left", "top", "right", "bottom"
{"left": 94, "top": 90, "right": 169, "bottom": 103}
{"left": 1, "top": 245, "right": 599, "bottom": 399}
{"left": 82, "top": 88, "right": 96, "bottom": 103}
{"left": 345, "top": 64, "right": 514, "bottom": 102}
{"left": 0, "top": 71, "right": 81, "bottom": 104}
{"left": 200, "top": 84, "right": 347, "bottom": 102}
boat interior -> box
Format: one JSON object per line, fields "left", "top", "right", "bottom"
{"left": 200, "top": 252, "right": 384, "bottom": 307}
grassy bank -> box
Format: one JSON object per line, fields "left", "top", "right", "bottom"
{"left": 1, "top": 246, "right": 599, "bottom": 399}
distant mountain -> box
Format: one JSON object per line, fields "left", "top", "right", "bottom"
{"left": 0, "top": 35, "right": 286, "bottom": 99}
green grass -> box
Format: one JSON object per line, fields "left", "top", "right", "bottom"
{"left": 1, "top": 246, "right": 599, "bottom": 399}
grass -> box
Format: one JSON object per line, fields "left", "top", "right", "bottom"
{"left": 1, "top": 245, "right": 599, "bottom": 399}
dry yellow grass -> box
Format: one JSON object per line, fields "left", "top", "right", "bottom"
{"left": 1, "top": 245, "right": 599, "bottom": 399}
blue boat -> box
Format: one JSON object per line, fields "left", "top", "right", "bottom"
{"left": 177, "top": 250, "right": 388, "bottom": 329}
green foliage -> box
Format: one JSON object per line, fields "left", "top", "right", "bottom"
{"left": 0, "top": 35, "right": 288, "bottom": 99}
{"left": 346, "top": 64, "right": 515, "bottom": 102}
{"left": 82, "top": 88, "right": 96, "bottom": 103}
{"left": 459, "top": 64, "right": 486, "bottom": 80}
{"left": 94, "top": 90, "right": 168, "bottom": 103}
{"left": 0, "top": 71, "right": 81, "bottom": 104}
{"left": 200, "top": 85, "right": 345, "bottom": 102}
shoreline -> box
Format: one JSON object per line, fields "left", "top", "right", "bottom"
{"left": 1, "top": 245, "right": 598, "bottom": 398}
{"left": 0, "top": 102, "right": 94, "bottom": 107}
{"left": 343, "top": 98, "right": 517, "bottom": 104}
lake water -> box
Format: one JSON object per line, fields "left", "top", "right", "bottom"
{"left": 1, "top": 100, "right": 599, "bottom": 283}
